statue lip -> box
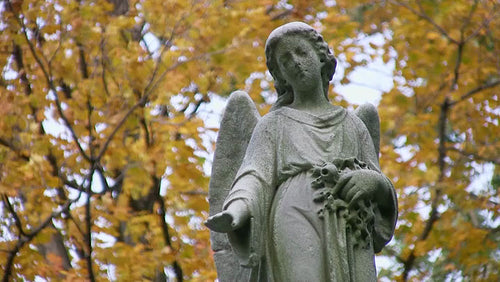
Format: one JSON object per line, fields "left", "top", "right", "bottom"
{"left": 290, "top": 64, "right": 308, "bottom": 79}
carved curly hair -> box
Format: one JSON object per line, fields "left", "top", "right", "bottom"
{"left": 265, "top": 22, "right": 337, "bottom": 110}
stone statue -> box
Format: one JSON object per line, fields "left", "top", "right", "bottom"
{"left": 206, "top": 22, "right": 398, "bottom": 281}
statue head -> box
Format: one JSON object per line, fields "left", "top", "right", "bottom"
{"left": 265, "top": 22, "right": 337, "bottom": 109}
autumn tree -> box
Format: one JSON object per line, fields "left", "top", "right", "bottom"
{"left": 1, "top": 0, "right": 498, "bottom": 281}
{"left": 345, "top": 1, "right": 499, "bottom": 280}
{"left": 0, "top": 0, "right": 280, "bottom": 280}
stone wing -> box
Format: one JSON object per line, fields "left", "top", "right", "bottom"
{"left": 354, "top": 103, "right": 380, "bottom": 157}
{"left": 208, "top": 91, "right": 261, "bottom": 281}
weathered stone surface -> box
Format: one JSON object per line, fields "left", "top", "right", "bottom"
{"left": 213, "top": 250, "right": 251, "bottom": 282}
{"left": 208, "top": 91, "right": 260, "bottom": 216}
{"left": 208, "top": 91, "right": 259, "bottom": 281}
{"left": 354, "top": 103, "right": 381, "bottom": 156}
{"left": 207, "top": 22, "right": 398, "bottom": 281}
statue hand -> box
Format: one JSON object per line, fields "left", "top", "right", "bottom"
{"left": 335, "top": 170, "right": 388, "bottom": 205}
{"left": 205, "top": 199, "right": 250, "bottom": 233}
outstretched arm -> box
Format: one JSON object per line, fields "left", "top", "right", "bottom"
{"left": 206, "top": 199, "right": 250, "bottom": 233}
{"left": 207, "top": 91, "right": 260, "bottom": 232}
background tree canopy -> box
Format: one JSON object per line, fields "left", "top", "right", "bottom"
{"left": 0, "top": 0, "right": 498, "bottom": 281}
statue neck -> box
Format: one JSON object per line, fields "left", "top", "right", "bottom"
{"left": 289, "top": 83, "right": 331, "bottom": 114}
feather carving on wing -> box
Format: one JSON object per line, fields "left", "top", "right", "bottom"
{"left": 208, "top": 91, "right": 261, "bottom": 281}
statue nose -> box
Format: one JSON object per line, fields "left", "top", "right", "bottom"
{"left": 290, "top": 54, "right": 302, "bottom": 68}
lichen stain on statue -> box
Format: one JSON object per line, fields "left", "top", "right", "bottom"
{"left": 206, "top": 22, "right": 398, "bottom": 282}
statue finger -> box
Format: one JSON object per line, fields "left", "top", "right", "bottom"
{"left": 349, "top": 190, "right": 366, "bottom": 206}
{"left": 339, "top": 180, "right": 356, "bottom": 199}
{"left": 335, "top": 174, "right": 353, "bottom": 192}
{"left": 344, "top": 184, "right": 358, "bottom": 201}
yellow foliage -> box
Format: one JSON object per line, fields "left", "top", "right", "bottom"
{"left": 0, "top": 0, "right": 498, "bottom": 281}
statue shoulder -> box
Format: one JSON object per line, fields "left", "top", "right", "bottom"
{"left": 252, "top": 109, "right": 281, "bottom": 134}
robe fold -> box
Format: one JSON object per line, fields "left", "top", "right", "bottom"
{"left": 224, "top": 106, "right": 397, "bottom": 281}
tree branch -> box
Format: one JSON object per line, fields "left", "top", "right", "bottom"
{"left": 0, "top": 137, "right": 30, "bottom": 161}
{"left": 52, "top": 89, "right": 92, "bottom": 162}
{"left": 11, "top": 43, "right": 32, "bottom": 96}
{"left": 95, "top": 94, "right": 147, "bottom": 161}
{"left": 451, "top": 42, "right": 464, "bottom": 91}
{"left": 100, "top": 34, "right": 111, "bottom": 97}
{"left": 402, "top": 98, "right": 450, "bottom": 281}
{"left": 6, "top": 1, "right": 91, "bottom": 162}
{"left": 155, "top": 177, "right": 183, "bottom": 281}
{"left": 2, "top": 197, "right": 76, "bottom": 282}
{"left": 446, "top": 146, "right": 500, "bottom": 165}
{"left": 179, "top": 190, "right": 208, "bottom": 196}
{"left": 77, "top": 43, "right": 89, "bottom": 79}
{"left": 142, "top": 14, "right": 186, "bottom": 96}
{"left": 87, "top": 95, "right": 95, "bottom": 160}
{"left": 84, "top": 167, "right": 96, "bottom": 282}
{"left": 460, "top": 0, "right": 479, "bottom": 39}
{"left": 140, "top": 116, "right": 152, "bottom": 147}
{"left": 389, "top": 0, "right": 460, "bottom": 45}
{"left": 2, "top": 195, "right": 27, "bottom": 236}
{"left": 464, "top": 2, "right": 499, "bottom": 43}
{"left": 449, "top": 80, "right": 500, "bottom": 106}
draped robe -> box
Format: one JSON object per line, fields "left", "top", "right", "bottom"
{"left": 223, "top": 106, "right": 397, "bottom": 281}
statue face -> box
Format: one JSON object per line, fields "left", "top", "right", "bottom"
{"left": 275, "top": 35, "right": 323, "bottom": 91}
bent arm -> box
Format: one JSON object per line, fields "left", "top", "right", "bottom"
{"left": 354, "top": 114, "right": 398, "bottom": 252}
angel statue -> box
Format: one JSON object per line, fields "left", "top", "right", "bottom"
{"left": 206, "top": 22, "right": 398, "bottom": 282}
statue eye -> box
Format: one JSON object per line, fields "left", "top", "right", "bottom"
{"left": 296, "top": 47, "right": 306, "bottom": 56}
{"left": 279, "top": 52, "right": 291, "bottom": 63}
